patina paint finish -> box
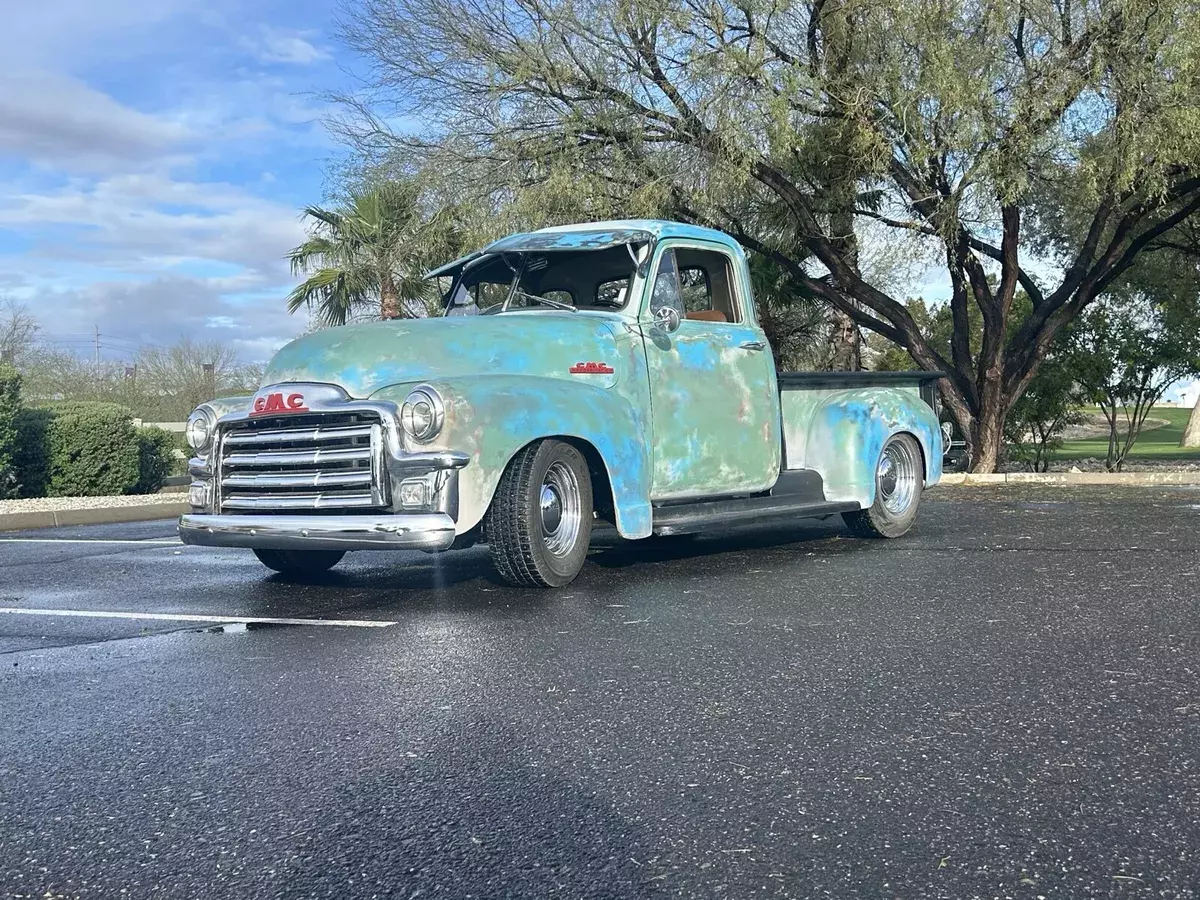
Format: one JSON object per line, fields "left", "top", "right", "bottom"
{"left": 204, "top": 395, "right": 255, "bottom": 419}
{"left": 223, "top": 219, "right": 939, "bottom": 543}
{"left": 781, "top": 386, "right": 942, "bottom": 505}
{"left": 259, "top": 310, "right": 655, "bottom": 538}
{"left": 263, "top": 313, "right": 625, "bottom": 397}
{"left": 637, "top": 236, "right": 780, "bottom": 499}
{"left": 642, "top": 319, "right": 781, "bottom": 498}
{"left": 372, "top": 363, "right": 653, "bottom": 538}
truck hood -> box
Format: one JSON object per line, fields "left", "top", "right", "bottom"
{"left": 262, "top": 312, "right": 626, "bottom": 397}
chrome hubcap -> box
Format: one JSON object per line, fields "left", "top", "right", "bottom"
{"left": 877, "top": 438, "right": 919, "bottom": 516}
{"left": 540, "top": 484, "right": 563, "bottom": 534}
{"left": 540, "top": 461, "right": 582, "bottom": 556}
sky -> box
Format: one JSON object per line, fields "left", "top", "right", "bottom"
{"left": 0, "top": 0, "right": 347, "bottom": 364}
{"left": 0, "top": 3, "right": 1194, "bottom": 404}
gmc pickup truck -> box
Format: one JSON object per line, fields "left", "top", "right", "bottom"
{"left": 180, "top": 220, "right": 942, "bottom": 587}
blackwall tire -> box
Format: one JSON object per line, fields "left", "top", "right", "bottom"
{"left": 253, "top": 548, "right": 345, "bottom": 575}
{"left": 842, "top": 433, "right": 924, "bottom": 539}
{"left": 485, "top": 440, "right": 593, "bottom": 587}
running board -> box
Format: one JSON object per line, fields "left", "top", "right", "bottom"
{"left": 651, "top": 495, "right": 860, "bottom": 536}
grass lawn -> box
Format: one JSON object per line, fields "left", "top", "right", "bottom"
{"left": 1053, "top": 406, "right": 1200, "bottom": 460}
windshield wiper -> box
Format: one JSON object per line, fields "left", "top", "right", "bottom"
{"left": 511, "top": 290, "right": 577, "bottom": 311}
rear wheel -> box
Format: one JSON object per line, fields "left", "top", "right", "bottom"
{"left": 843, "top": 433, "right": 924, "bottom": 538}
{"left": 253, "top": 548, "right": 345, "bottom": 575}
{"left": 485, "top": 439, "right": 593, "bottom": 587}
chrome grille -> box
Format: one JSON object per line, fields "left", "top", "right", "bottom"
{"left": 218, "top": 411, "right": 387, "bottom": 513}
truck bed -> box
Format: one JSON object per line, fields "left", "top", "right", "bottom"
{"left": 777, "top": 370, "right": 942, "bottom": 409}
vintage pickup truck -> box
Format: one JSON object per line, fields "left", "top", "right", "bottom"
{"left": 180, "top": 220, "right": 942, "bottom": 586}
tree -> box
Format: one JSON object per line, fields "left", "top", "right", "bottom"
{"left": 747, "top": 254, "right": 826, "bottom": 371}
{"left": 1003, "top": 354, "right": 1085, "bottom": 472}
{"left": 1066, "top": 289, "right": 1200, "bottom": 471}
{"left": 286, "top": 180, "right": 464, "bottom": 326}
{"left": 333, "top": 0, "right": 1200, "bottom": 470}
{"left": 15, "top": 338, "right": 263, "bottom": 422}
{"left": 0, "top": 298, "right": 38, "bottom": 368}
{"left": 133, "top": 339, "right": 260, "bottom": 421}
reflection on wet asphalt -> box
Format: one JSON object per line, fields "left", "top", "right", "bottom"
{"left": 1, "top": 486, "right": 1198, "bottom": 898}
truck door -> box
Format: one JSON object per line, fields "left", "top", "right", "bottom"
{"left": 641, "top": 242, "right": 781, "bottom": 500}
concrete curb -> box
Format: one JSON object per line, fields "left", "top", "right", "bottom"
{"left": 938, "top": 472, "right": 1200, "bottom": 486}
{"left": 0, "top": 502, "right": 189, "bottom": 533}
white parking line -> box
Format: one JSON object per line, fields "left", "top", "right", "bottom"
{"left": 0, "top": 538, "right": 183, "bottom": 545}
{"left": 0, "top": 607, "right": 395, "bottom": 628}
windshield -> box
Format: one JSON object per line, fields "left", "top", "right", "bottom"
{"left": 441, "top": 244, "right": 643, "bottom": 316}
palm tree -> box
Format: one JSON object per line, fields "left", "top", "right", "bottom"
{"left": 285, "top": 181, "right": 460, "bottom": 326}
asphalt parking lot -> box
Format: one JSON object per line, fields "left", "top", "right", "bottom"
{"left": 1, "top": 486, "right": 1198, "bottom": 899}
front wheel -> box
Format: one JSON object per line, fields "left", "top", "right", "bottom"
{"left": 843, "top": 433, "right": 924, "bottom": 538}
{"left": 485, "top": 439, "right": 593, "bottom": 587}
{"left": 253, "top": 548, "right": 345, "bottom": 576}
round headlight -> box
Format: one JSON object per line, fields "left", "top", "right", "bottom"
{"left": 186, "top": 407, "right": 215, "bottom": 451}
{"left": 401, "top": 386, "right": 444, "bottom": 443}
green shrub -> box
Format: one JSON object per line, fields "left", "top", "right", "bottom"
{"left": 0, "top": 365, "right": 20, "bottom": 499}
{"left": 132, "top": 426, "right": 177, "bottom": 494}
{"left": 14, "top": 402, "right": 141, "bottom": 497}
{"left": 13, "top": 407, "right": 52, "bottom": 498}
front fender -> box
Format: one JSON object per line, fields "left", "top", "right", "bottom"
{"left": 200, "top": 395, "right": 255, "bottom": 418}
{"left": 801, "top": 388, "right": 942, "bottom": 506}
{"left": 371, "top": 376, "right": 653, "bottom": 538}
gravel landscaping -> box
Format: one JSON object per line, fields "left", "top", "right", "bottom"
{"left": 0, "top": 493, "right": 187, "bottom": 514}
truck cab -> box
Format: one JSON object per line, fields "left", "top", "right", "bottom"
{"left": 180, "top": 220, "right": 941, "bottom": 587}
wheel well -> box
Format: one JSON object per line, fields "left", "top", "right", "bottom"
{"left": 559, "top": 437, "right": 616, "bottom": 524}
{"left": 895, "top": 430, "right": 928, "bottom": 484}
{"left": 495, "top": 436, "right": 614, "bottom": 525}
{"left": 478, "top": 436, "right": 616, "bottom": 538}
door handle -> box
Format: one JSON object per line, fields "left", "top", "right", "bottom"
{"left": 740, "top": 340, "right": 766, "bottom": 352}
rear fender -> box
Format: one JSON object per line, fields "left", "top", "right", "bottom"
{"left": 799, "top": 388, "right": 942, "bottom": 506}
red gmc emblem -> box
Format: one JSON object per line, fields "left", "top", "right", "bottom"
{"left": 251, "top": 392, "right": 309, "bottom": 415}
{"left": 569, "top": 362, "right": 615, "bottom": 375}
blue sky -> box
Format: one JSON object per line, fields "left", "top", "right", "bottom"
{"left": 0, "top": 0, "right": 349, "bottom": 363}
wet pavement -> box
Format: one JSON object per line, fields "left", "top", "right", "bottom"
{"left": 1, "top": 486, "right": 1198, "bottom": 898}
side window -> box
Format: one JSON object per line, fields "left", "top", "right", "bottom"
{"left": 678, "top": 267, "right": 711, "bottom": 313}
{"left": 673, "top": 249, "right": 741, "bottom": 323}
{"left": 649, "top": 250, "right": 685, "bottom": 317}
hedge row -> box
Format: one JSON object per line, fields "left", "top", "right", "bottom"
{"left": 0, "top": 366, "right": 19, "bottom": 500}
{"left": 0, "top": 365, "right": 176, "bottom": 498}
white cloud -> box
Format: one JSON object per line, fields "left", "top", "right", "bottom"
{"left": 0, "top": 0, "right": 197, "bottom": 69}
{"left": 36, "top": 275, "right": 305, "bottom": 363}
{"left": 254, "top": 28, "right": 329, "bottom": 65}
{"left": 1167, "top": 379, "right": 1199, "bottom": 408}
{"left": 0, "top": 71, "right": 190, "bottom": 172}
{"left": 0, "top": 172, "right": 305, "bottom": 279}
{"left": 0, "top": 1, "right": 343, "bottom": 365}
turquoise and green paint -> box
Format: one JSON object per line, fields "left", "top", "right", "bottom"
{"left": 227, "top": 219, "right": 941, "bottom": 535}
{"left": 781, "top": 386, "right": 942, "bottom": 506}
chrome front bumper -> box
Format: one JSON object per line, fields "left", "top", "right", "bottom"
{"left": 178, "top": 513, "right": 457, "bottom": 552}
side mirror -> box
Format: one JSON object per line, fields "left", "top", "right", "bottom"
{"left": 653, "top": 305, "right": 682, "bottom": 334}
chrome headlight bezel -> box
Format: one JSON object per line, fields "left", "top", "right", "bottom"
{"left": 186, "top": 406, "right": 217, "bottom": 452}
{"left": 400, "top": 386, "right": 444, "bottom": 444}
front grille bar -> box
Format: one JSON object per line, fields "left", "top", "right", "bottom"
{"left": 224, "top": 447, "right": 372, "bottom": 467}
{"left": 222, "top": 471, "right": 374, "bottom": 490}
{"left": 218, "top": 413, "right": 386, "bottom": 514}
{"left": 221, "top": 492, "right": 379, "bottom": 510}
{"left": 223, "top": 424, "right": 374, "bottom": 446}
